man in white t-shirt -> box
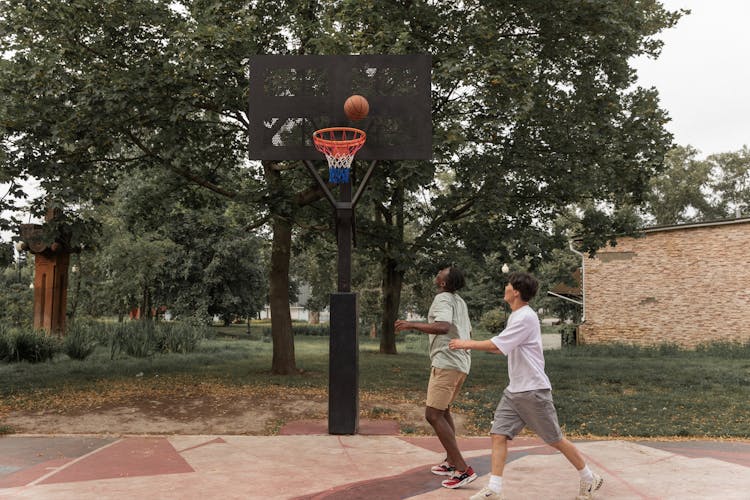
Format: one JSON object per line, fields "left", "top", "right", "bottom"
{"left": 395, "top": 266, "right": 476, "bottom": 490}
{"left": 449, "top": 272, "right": 603, "bottom": 500}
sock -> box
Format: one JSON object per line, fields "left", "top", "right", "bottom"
{"left": 578, "top": 464, "right": 594, "bottom": 482}
{"left": 488, "top": 475, "right": 502, "bottom": 493}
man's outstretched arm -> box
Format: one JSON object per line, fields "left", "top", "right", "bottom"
{"left": 394, "top": 320, "right": 451, "bottom": 335}
{"left": 449, "top": 338, "right": 503, "bottom": 354}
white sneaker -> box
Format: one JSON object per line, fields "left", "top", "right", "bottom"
{"left": 470, "top": 486, "right": 505, "bottom": 500}
{"left": 576, "top": 472, "right": 604, "bottom": 499}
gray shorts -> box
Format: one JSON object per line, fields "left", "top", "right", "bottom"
{"left": 490, "top": 389, "right": 563, "bottom": 444}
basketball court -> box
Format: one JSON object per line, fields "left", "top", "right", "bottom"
{"left": 1, "top": 427, "right": 748, "bottom": 499}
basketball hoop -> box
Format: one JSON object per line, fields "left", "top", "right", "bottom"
{"left": 312, "top": 127, "right": 366, "bottom": 184}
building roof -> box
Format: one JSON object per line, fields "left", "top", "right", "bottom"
{"left": 641, "top": 216, "right": 750, "bottom": 234}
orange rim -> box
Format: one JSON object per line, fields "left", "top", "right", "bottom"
{"left": 313, "top": 127, "right": 366, "bottom": 156}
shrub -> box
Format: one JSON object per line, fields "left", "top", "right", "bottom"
{"left": 695, "top": 340, "right": 750, "bottom": 358}
{"left": 561, "top": 325, "right": 577, "bottom": 346}
{"left": 261, "top": 324, "right": 331, "bottom": 337}
{"left": 4, "top": 329, "right": 60, "bottom": 363}
{"left": 559, "top": 341, "right": 749, "bottom": 358}
{"left": 155, "top": 322, "right": 207, "bottom": 354}
{"left": 656, "top": 342, "right": 680, "bottom": 356}
{"left": 294, "top": 324, "right": 330, "bottom": 336}
{"left": 111, "top": 321, "right": 155, "bottom": 358}
{"left": 0, "top": 324, "right": 13, "bottom": 361}
{"left": 559, "top": 342, "right": 653, "bottom": 358}
{"left": 104, "top": 320, "right": 208, "bottom": 358}
{"left": 480, "top": 308, "right": 507, "bottom": 334}
{"left": 63, "top": 321, "right": 99, "bottom": 360}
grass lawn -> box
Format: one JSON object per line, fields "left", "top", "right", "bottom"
{"left": 1, "top": 325, "right": 748, "bottom": 438}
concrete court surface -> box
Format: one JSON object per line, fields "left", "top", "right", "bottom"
{"left": 1, "top": 421, "right": 749, "bottom": 500}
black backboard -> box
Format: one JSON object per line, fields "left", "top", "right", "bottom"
{"left": 247, "top": 54, "right": 432, "bottom": 160}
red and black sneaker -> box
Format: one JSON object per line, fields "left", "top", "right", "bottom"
{"left": 441, "top": 466, "right": 477, "bottom": 489}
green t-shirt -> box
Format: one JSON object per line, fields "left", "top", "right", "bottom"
{"left": 428, "top": 291, "right": 472, "bottom": 374}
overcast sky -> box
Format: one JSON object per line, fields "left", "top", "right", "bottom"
{"left": 631, "top": 0, "right": 750, "bottom": 157}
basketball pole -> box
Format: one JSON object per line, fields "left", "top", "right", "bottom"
{"left": 303, "top": 159, "right": 378, "bottom": 435}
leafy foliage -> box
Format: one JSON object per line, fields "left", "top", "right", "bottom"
{"left": 63, "top": 321, "right": 99, "bottom": 361}
{"left": 262, "top": 324, "right": 330, "bottom": 337}
{"left": 1, "top": 0, "right": 684, "bottom": 363}
{"left": 104, "top": 321, "right": 208, "bottom": 359}
{"left": 66, "top": 169, "right": 268, "bottom": 323}
{"left": 479, "top": 308, "right": 507, "bottom": 334}
{"left": 0, "top": 256, "right": 34, "bottom": 329}
{"left": 154, "top": 321, "right": 210, "bottom": 354}
{"left": 642, "top": 145, "right": 750, "bottom": 225}
{"left": 643, "top": 146, "right": 720, "bottom": 224}
{"left": 705, "top": 146, "right": 750, "bottom": 218}
{"left": 0, "top": 327, "right": 60, "bottom": 363}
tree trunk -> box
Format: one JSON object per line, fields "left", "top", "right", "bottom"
{"left": 140, "top": 286, "right": 152, "bottom": 321}
{"left": 379, "top": 183, "right": 405, "bottom": 354}
{"left": 269, "top": 214, "right": 297, "bottom": 374}
{"left": 309, "top": 310, "right": 320, "bottom": 324}
{"left": 379, "top": 257, "right": 403, "bottom": 354}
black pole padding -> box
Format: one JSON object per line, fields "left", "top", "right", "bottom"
{"left": 328, "top": 292, "right": 359, "bottom": 435}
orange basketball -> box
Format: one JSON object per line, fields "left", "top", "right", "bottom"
{"left": 344, "top": 95, "right": 369, "bottom": 121}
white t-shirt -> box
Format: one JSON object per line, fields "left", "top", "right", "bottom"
{"left": 490, "top": 305, "right": 551, "bottom": 393}
{"left": 428, "top": 292, "right": 472, "bottom": 374}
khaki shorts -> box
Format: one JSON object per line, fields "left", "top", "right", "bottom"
{"left": 491, "top": 389, "right": 563, "bottom": 444}
{"left": 426, "top": 367, "right": 467, "bottom": 410}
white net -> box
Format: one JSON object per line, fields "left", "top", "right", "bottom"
{"left": 325, "top": 153, "right": 355, "bottom": 171}
{"left": 313, "top": 127, "right": 365, "bottom": 184}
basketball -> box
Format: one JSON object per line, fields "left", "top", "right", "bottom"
{"left": 344, "top": 95, "right": 369, "bottom": 121}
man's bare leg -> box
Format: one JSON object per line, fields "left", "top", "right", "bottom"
{"left": 444, "top": 407, "right": 457, "bottom": 434}
{"left": 426, "top": 406, "right": 468, "bottom": 471}
{"left": 491, "top": 434, "right": 509, "bottom": 476}
{"left": 548, "top": 438, "right": 586, "bottom": 470}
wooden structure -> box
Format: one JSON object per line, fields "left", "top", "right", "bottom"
{"left": 18, "top": 208, "right": 76, "bottom": 335}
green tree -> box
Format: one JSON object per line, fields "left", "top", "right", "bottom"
{"left": 707, "top": 146, "right": 750, "bottom": 218}
{"left": 333, "top": 0, "right": 681, "bottom": 352}
{"left": 0, "top": 254, "right": 34, "bottom": 328}
{"left": 640, "top": 145, "right": 750, "bottom": 225}
{"left": 291, "top": 236, "right": 336, "bottom": 325}
{"left": 0, "top": 0, "right": 312, "bottom": 373}
{"left": 73, "top": 169, "right": 269, "bottom": 324}
{"left": 643, "top": 145, "right": 718, "bottom": 225}
{"left": 1, "top": 1, "right": 682, "bottom": 362}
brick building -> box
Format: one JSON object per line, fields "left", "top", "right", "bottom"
{"left": 577, "top": 217, "right": 750, "bottom": 347}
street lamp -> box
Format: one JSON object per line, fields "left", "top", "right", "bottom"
{"left": 14, "top": 240, "right": 28, "bottom": 283}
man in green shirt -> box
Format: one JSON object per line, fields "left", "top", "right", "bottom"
{"left": 395, "top": 265, "right": 475, "bottom": 489}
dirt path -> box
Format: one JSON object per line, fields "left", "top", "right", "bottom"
{"left": 1, "top": 391, "right": 457, "bottom": 436}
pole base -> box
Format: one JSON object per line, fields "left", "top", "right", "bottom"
{"left": 328, "top": 292, "right": 359, "bottom": 434}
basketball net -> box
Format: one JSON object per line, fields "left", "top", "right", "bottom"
{"left": 312, "top": 127, "right": 366, "bottom": 184}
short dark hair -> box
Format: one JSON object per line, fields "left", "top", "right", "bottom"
{"left": 508, "top": 272, "right": 538, "bottom": 302}
{"left": 443, "top": 266, "right": 466, "bottom": 293}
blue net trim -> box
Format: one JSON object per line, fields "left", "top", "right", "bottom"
{"left": 328, "top": 167, "right": 351, "bottom": 184}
